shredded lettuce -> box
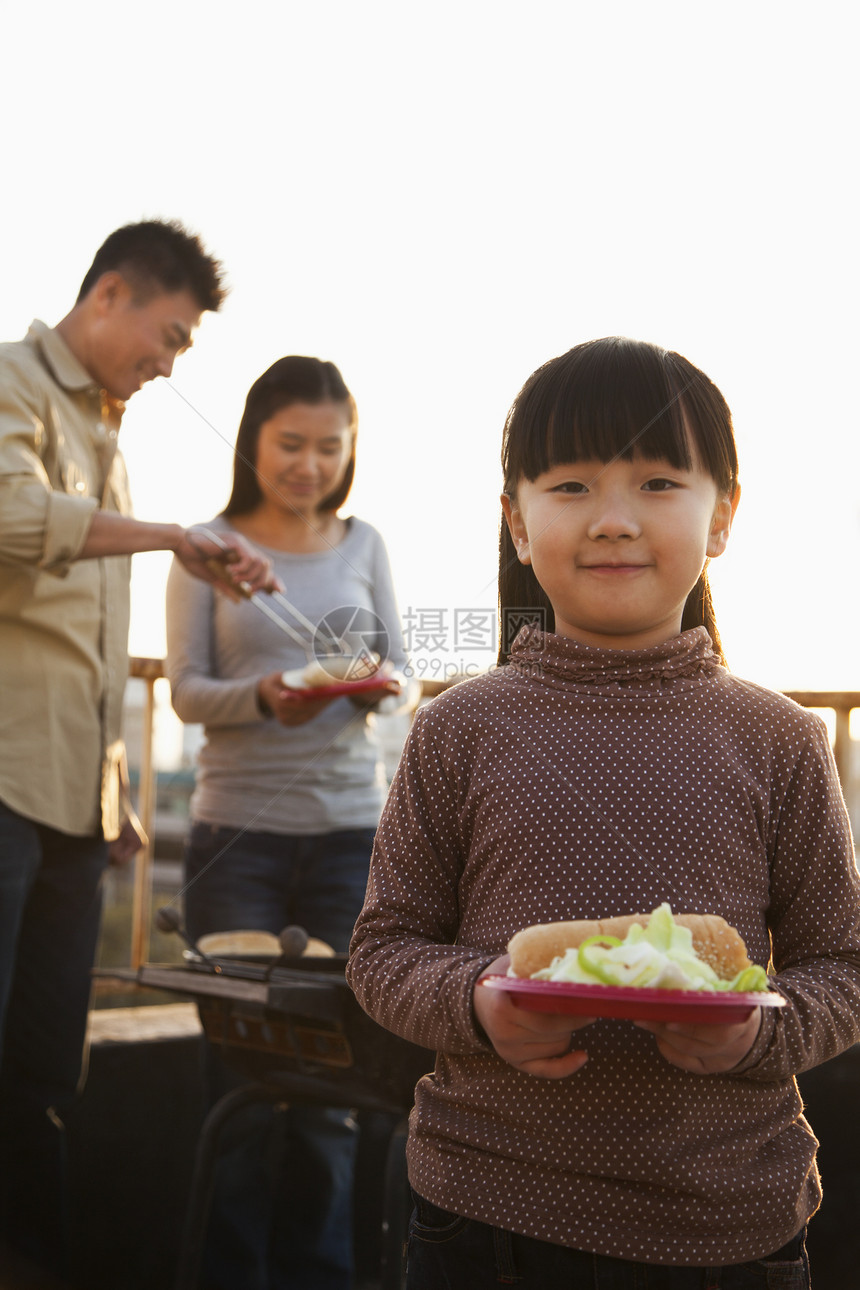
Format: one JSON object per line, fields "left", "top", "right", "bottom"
{"left": 532, "top": 903, "right": 769, "bottom": 993}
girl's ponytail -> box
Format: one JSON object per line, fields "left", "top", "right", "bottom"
{"left": 497, "top": 516, "right": 555, "bottom": 665}
{"left": 682, "top": 568, "right": 727, "bottom": 665}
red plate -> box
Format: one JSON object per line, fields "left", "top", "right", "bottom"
{"left": 281, "top": 675, "right": 396, "bottom": 701}
{"left": 479, "top": 975, "right": 786, "bottom": 1025}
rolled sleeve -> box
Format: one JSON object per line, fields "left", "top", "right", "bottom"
{"left": 0, "top": 357, "right": 98, "bottom": 573}
{"left": 41, "top": 489, "right": 99, "bottom": 572}
{"left": 0, "top": 453, "right": 98, "bottom": 575}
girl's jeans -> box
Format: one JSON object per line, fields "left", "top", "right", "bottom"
{"left": 184, "top": 821, "right": 376, "bottom": 1290}
{"left": 406, "top": 1194, "right": 810, "bottom": 1290}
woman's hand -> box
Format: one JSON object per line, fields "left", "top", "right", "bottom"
{"left": 634, "top": 1008, "right": 762, "bottom": 1074}
{"left": 257, "top": 672, "right": 335, "bottom": 726}
{"left": 472, "top": 956, "right": 592, "bottom": 1079}
{"left": 348, "top": 665, "right": 404, "bottom": 708}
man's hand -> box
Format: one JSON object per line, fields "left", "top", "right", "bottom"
{"left": 78, "top": 515, "right": 283, "bottom": 596}
{"left": 257, "top": 672, "right": 335, "bottom": 726}
{"left": 472, "top": 956, "right": 592, "bottom": 1079}
{"left": 634, "top": 1008, "right": 762, "bottom": 1074}
{"left": 108, "top": 816, "right": 147, "bottom": 866}
{"left": 177, "top": 529, "right": 282, "bottom": 600}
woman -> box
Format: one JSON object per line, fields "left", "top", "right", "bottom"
{"left": 166, "top": 356, "right": 412, "bottom": 1290}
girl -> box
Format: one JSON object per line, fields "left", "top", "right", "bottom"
{"left": 347, "top": 337, "right": 860, "bottom": 1288}
{"left": 166, "top": 355, "right": 411, "bottom": 1290}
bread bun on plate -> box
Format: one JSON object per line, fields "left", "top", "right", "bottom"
{"left": 506, "top": 903, "right": 767, "bottom": 993}
{"left": 281, "top": 652, "right": 380, "bottom": 690}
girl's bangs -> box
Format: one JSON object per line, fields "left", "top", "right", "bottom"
{"left": 504, "top": 340, "right": 698, "bottom": 487}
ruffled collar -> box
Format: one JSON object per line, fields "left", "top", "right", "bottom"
{"left": 509, "top": 625, "right": 720, "bottom": 688}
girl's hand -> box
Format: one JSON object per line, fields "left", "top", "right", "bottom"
{"left": 257, "top": 672, "right": 334, "bottom": 726}
{"left": 634, "top": 1007, "right": 762, "bottom": 1074}
{"left": 473, "top": 956, "right": 592, "bottom": 1079}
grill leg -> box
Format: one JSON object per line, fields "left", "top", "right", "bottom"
{"left": 380, "top": 1115, "right": 410, "bottom": 1290}
{"left": 174, "top": 1083, "right": 283, "bottom": 1290}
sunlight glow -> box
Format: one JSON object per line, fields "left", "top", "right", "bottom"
{"left": 2, "top": 3, "right": 857, "bottom": 691}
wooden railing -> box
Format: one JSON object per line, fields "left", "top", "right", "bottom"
{"left": 127, "top": 659, "right": 164, "bottom": 968}
{"left": 126, "top": 659, "right": 860, "bottom": 967}
{"left": 779, "top": 692, "right": 859, "bottom": 788}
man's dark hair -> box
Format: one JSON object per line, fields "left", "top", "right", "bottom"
{"left": 76, "top": 219, "right": 226, "bottom": 312}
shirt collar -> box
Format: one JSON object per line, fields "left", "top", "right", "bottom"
{"left": 510, "top": 624, "right": 720, "bottom": 687}
{"left": 27, "top": 319, "right": 99, "bottom": 393}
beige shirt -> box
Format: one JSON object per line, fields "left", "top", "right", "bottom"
{"left": 0, "top": 321, "right": 132, "bottom": 837}
{"left": 348, "top": 626, "right": 860, "bottom": 1266}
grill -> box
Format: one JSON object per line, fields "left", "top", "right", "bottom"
{"left": 141, "top": 953, "right": 430, "bottom": 1109}
{"left": 137, "top": 950, "right": 432, "bottom": 1290}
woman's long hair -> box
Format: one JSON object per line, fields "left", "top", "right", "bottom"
{"left": 498, "top": 337, "right": 739, "bottom": 664}
{"left": 223, "top": 356, "right": 358, "bottom": 518}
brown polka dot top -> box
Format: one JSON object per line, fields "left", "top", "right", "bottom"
{"left": 347, "top": 626, "right": 860, "bottom": 1266}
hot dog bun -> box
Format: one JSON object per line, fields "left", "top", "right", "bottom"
{"left": 300, "top": 657, "right": 362, "bottom": 687}
{"left": 281, "top": 653, "right": 380, "bottom": 690}
{"left": 507, "top": 911, "right": 752, "bottom": 981}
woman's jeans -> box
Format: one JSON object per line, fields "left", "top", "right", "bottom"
{"left": 406, "top": 1195, "right": 811, "bottom": 1289}
{"left": 184, "top": 821, "right": 376, "bottom": 1290}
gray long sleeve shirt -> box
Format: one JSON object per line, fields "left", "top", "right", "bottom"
{"left": 166, "top": 515, "right": 408, "bottom": 833}
{"left": 348, "top": 626, "right": 860, "bottom": 1266}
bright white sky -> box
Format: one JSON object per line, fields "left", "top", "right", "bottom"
{"left": 2, "top": 1, "right": 858, "bottom": 692}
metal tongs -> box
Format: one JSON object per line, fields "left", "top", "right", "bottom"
{"left": 189, "top": 526, "right": 372, "bottom": 672}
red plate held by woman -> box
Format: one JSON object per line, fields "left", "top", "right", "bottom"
{"left": 280, "top": 674, "right": 398, "bottom": 701}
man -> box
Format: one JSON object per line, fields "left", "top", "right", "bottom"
{"left": 0, "top": 220, "right": 275, "bottom": 1285}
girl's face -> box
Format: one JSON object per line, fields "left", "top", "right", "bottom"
{"left": 254, "top": 401, "right": 353, "bottom": 519}
{"left": 502, "top": 450, "right": 738, "bottom": 651}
